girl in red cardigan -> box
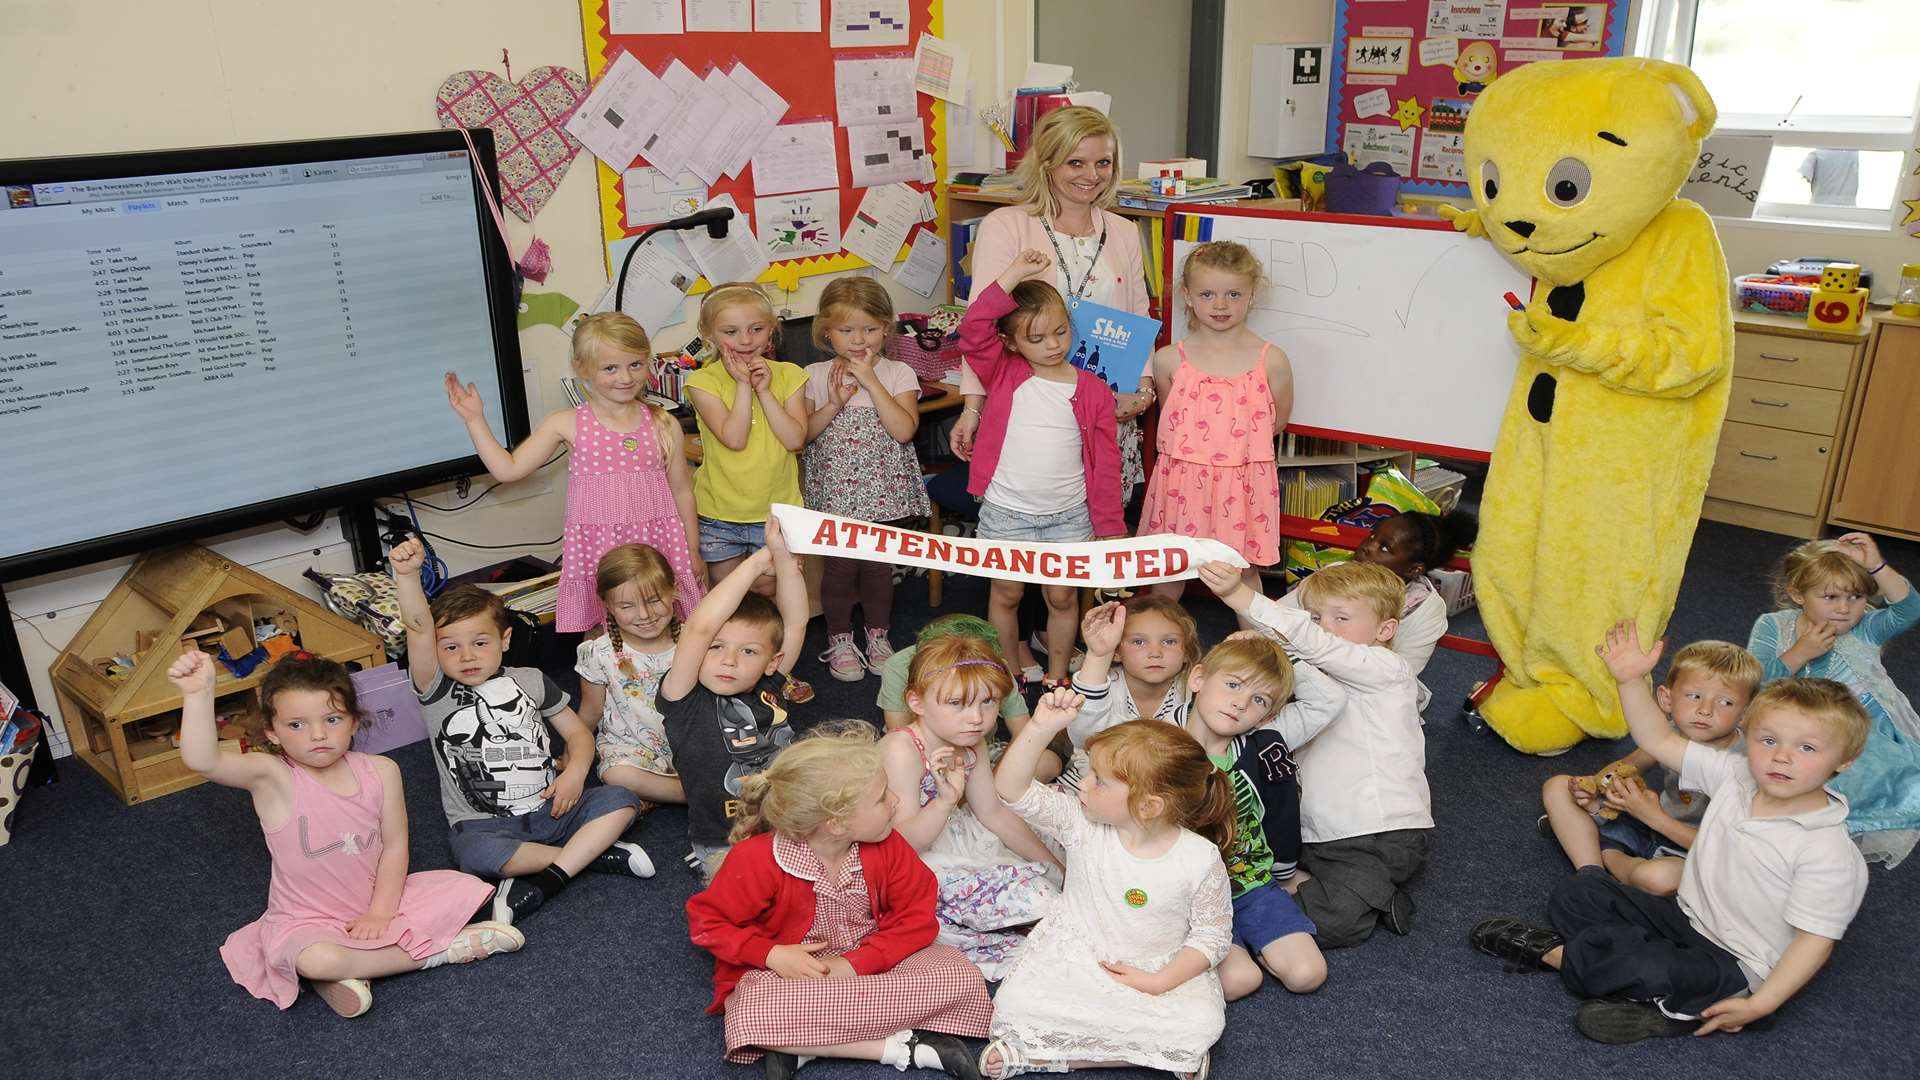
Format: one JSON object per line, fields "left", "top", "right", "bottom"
{"left": 686, "top": 722, "right": 993, "bottom": 1079}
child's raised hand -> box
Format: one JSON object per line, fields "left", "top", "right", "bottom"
{"left": 166, "top": 650, "right": 215, "bottom": 695}
{"left": 766, "top": 940, "right": 833, "bottom": 979}
{"left": 763, "top": 514, "right": 789, "bottom": 559}
{"left": 1029, "top": 686, "right": 1084, "bottom": 733}
{"left": 1834, "top": 532, "right": 1885, "bottom": 571}
{"left": 1596, "top": 619, "right": 1663, "bottom": 684}
{"left": 927, "top": 746, "right": 968, "bottom": 805}
{"left": 444, "top": 372, "right": 487, "bottom": 422}
{"left": 389, "top": 536, "right": 426, "bottom": 576}
{"left": 747, "top": 356, "right": 773, "bottom": 393}
{"left": 842, "top": 353, "right": 877, "bottom": 386}
{"left": 996, "top": 249, "right": 1053, "bottom": 290}
{"left": 1081, "top": 601, "right": 1126, "bottom": 657}
{"left": 346, "top": 911, "right": 393, "bottom": 941}
{"left": 1197, "top": 560, "right": 1246, "bottom": 600}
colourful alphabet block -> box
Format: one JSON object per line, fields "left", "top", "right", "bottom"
{"left": 1819, "top": 262, "right": 1862, "bottom": 291}
{"left": 1807, "top": 285, "right": 1868, "bottom": 332}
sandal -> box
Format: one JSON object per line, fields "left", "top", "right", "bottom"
{"left": 427, "top": 920, "right": 525, "bottom": 967}
{"left": 1468, "top": 916, "right": 1563, "bottom": 973}
{"left": 979, "top": 1036, "right": 1029, "bottom": 1080}
{"left": 311, "top": 977, "right": 372, "bottom": 1018}
{"left": 782, "top": 675, "right": 816, "bottom": 704}
{"left": 1183, "top": 1052, "right": 1211, "bottom": 1080}
{"left": 907, "top": 1030, "right": 984, "bottom": 1080}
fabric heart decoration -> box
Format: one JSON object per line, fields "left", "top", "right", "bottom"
{"left": 434, "top": 66, "right": 588, "bottom": 222}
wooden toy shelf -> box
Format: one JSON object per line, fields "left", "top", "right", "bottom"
{"left": 50, "top": 544, "right": 383, "bottom": 805}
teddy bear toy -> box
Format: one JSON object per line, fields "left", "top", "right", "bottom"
{"left": 1577, "top": 758, "right": 1645, "bottom": 822}
{"left": 1445, "top": 59, "right": 1731, "bottom": 754}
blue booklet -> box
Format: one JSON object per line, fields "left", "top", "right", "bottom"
{"left": 1066, "top": 300, "right": 1161, "bottom": 394}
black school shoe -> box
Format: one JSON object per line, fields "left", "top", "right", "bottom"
{"left": 908, "top": 1031, "right": 985, "bottom": 1080}
{"left": 1469, "top": 916, "right": 1564, "bottom": 973}
{"left": 1383, "top": 889, "right": 1414, "bottom": 936}
{"left": 762, "top": 1051, "right": 800, "bottom": 1080}
{"left": 489, "top": 877, "right": 547, "bottom": 926}
{"left": 1574, "top": 1000, "right": 1698, "bottom": 1044}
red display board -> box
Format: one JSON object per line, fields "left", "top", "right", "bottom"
{"left": 1325, "top": 1, "right": 1628, "bottom": 197}
{"left": 578, "top": 1, "right": 947, "bottom": 285}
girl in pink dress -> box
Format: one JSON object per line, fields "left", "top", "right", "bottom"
{"left": 446, "top": 313, "right": 707, "bottom": 631}
{"left": 1142, "top": 241, "right": 1295, "bottom": 624}
{"left": 172, "top": 652, "right": 520, "bottom": 1018}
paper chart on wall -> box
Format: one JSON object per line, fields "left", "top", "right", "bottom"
{"left": 835, "top": 56, "right": 917, "bottom": 128}
{"left": 1343, "top": 122, "right": 1416, "bottom": 175}
{"left": 750, "top": 119, "right": 841, "bottom": 195}
{"left": 685, "top": 0, "right": 752, "bottom": 32}
{"left": 755, "top": 0, "right": 823, "bottom": 32}
{"left": 566, "top": 51, "right": 676, "bottom": 170}
{"left": 912, "top": 34, "right": 971, "bottom": 104}
{"left": 642, "top": 60, "right": 732, "bottom": 184}
{"left": 622, "top": 166, "right": 707, "bottom": 226}
{"left": 1427, "top": 0, "right": 1506, "bottom": 38}
{"left": 679, "top": 195, "right": 771, "bottom": 284}
{"left": 755, "top": 190, "right": 842, "bottom": 260}
{"left": 847, "top": 120, "right": 932, "bottom": 187}
{"left": 892, "top": 228, "right": 947, "bottom": 297}
{"left": 721, "top": 63, "right": 789, "bottom": 178}
{"left": 1417, "top": 131, "right": 1465, "bottom": 182}
{"left": 843, "top": 183, "right": 920, "bottom": 268}
{"left": 830, "top": 0, "right": 910, "bottom": 47}
{"left": 695, "top": 67, "right": 774, "bottom": 183}
{"left": 610, "top": 0, "right": 683, "bottom": 35}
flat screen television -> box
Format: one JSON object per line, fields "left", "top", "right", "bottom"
{"left": 0, "top": 129, "right": 527, "bottom": 580}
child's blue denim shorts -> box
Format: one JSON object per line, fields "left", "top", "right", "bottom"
{"left": 698, "top": 516, "right": 766, "bottom": 563}
{"left": 1597, "top": 813, "right": 1686, "bottom": 861}
{"left": 1232, "top": 879, "right": 1318, "bottom": 953}
{"left": 975, "top": 499, "right": 1093, "bottom": 543}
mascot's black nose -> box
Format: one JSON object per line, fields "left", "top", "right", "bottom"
{"left": 1505, "top": 220, "right": 1536, "bottom": 238}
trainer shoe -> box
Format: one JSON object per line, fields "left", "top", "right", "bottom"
{"left": 590, "top": 840, "right": 656, "bottom": 878}
{"left": 312, "top": 977, "right": 372, "bottom": 1018}
{"left": 864, "top": 628, "right": 896, "bottom": 669}
{"left": 1536, "top": 813, "right": 1555, "bottom": 840}
{"left": 1469, "top": 916, "right": 1564, "bottom": 973}
{"left": 1574, "top": 1000, "right": 1698, "bottom": 1044}
{"left": 820, "top": 634, "right": 866, "bottom": 682}
{"left": 489, "top": 876, "right": 546, "bottom": 926}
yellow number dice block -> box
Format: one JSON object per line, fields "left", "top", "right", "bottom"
{"left": 1819, "top": 262, "right": 1862, "bottom": 291}
{"left": 1807, "top": 286, "right": 1868, "bottom": 332}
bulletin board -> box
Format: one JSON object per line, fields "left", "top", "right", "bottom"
{"left": 1325, "top": 1, "right": 1629, "bottom": 197}
{"left": 578, "top": 1, "right": 947, "bottom": 286}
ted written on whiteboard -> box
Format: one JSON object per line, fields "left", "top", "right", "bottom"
{"left": 1170, "top": 213, "right": 1529, "bottom": 455}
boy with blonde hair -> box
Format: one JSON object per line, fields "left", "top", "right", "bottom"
{"left": 1540, "top": 641, "right": 1762, "bottom": 894}
{"left": 1201, "top": 559, "right": 1429, "bottom": 947}
{"left": 1473, "top": 620, "right": 1869, "bottom": 1044}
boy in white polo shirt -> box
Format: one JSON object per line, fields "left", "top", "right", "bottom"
{"left": 1201, "top": 559, "right": 1429, "bottom": 947}
{"left": 1471, "top": 619, "right": 1869, "bottom": 1044}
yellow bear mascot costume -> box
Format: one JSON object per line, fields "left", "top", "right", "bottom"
{"left": 1446, "top": 59, "right": 1731, "bottom": 754}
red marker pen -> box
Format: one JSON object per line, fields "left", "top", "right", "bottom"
{"left": 1503, "top": 291, "right": 1525, "bottom": 311}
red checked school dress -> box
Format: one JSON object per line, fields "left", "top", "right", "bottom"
{"left": 1141, "top": 344, "right": 1283, "bottom": 566}
{"left": 687, "top": 830, "right": 992, "bottom": 1063}
{"left": 555, "top": 403, "right": 705, "bottom": 631}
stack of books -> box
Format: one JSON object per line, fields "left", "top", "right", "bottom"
{"left": 1114, "top": 177, "right": 1252, "bottom": 211}
{"left": 1281, "top": 466, "right": 1354, "bottom": 519}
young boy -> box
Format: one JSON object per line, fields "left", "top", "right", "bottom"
{"left": 657, "top": 515, "right": 812, "bottom": 882}
{"left": 1472, "top": 619, "right": 1869, "bottom": 1044}
{"left": 1200, "top": 559, "right": 1428, "bottom": 947}
{"left": 392, "top": 538, "right": 648, "bottom": 926}
{"left": 1539, "top": 641, "right": 1761, "bottom": 895}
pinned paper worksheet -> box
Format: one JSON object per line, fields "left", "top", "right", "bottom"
{"left": 912, "top": 34, "right": 970, "bottom": 104}
{"left": 843, "top": 183, "right": 920, "bottom": 268}
{"left": 830, "top": 0, "right": 909, "bottom": 47}
{"left": 756, "top": 190, "right": 842, "bottom": 260}
{"left": 893, "top": 228, "right": 947, "bottom": 297}
{"left": 751, "top": 120, "right": 840, "bottom": 195}
{"left": 566, "top": 51, "right": 676, "bottom": 169}
{"left": 848, "top": 121, "right": 931, "bottom": 188}
{"left": 679, "top": 194, "right": 770, "bottom": 284}
{"left": 685, "top": 0, "right": 752, "bottom": 32}
{"left": 610, "top": 0, "right": 683, "bottom": 35}
{"left": 835, "top": 56, "right": 917, "bottom": 128}
{"left": 755, "top": 0, "right": 821, "bottom": 31}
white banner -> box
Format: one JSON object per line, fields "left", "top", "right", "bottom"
{"left": 770, "top": 504, "right": 1248, "bottom": 589}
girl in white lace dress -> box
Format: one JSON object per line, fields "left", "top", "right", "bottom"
{"left": 985, "top": 690, "right": 1235, "bottom": 1079}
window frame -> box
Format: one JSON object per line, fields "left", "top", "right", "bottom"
{"left": 1634, "top": 0, "right": 1920, "bottom": 227}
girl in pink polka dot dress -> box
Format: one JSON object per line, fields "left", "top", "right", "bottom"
{"left": 1141, "top": 242, "right": 1294, "bottom": 624}
{"left": 447, "top": 313, "right": 706, "bottom": 632}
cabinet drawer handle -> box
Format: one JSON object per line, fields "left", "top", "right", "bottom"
{"left": 1757, "top": 352, "right": 1799, "bottom": 362}
{"left": 1739, "top": 451, "right": 1779, "bottom": 461}
{"left": 1748, "top": 397, "right": 1791, "bottom": 407}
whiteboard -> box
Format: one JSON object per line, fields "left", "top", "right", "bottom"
{"left": 1169, "top": 211, "right": 1530, "bottom": 455}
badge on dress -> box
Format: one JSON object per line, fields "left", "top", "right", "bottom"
{"left": 1123, "top": 888, "right": 1148, "bottom": 908}
{"left": 621, "top": 436, "right": 640, "bottom": 452}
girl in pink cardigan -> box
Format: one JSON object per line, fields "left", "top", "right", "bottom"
{"left": 957, "top": 250, "right": 1124, "bottom": 692}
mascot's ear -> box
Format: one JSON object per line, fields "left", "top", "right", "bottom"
{"left": 1655, "top": 60, "right": 1717, "bottom": 141}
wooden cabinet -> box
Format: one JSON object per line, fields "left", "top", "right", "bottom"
{"left": 1830, "top": 312, "right": 1920, "bottom": 540}
{"left": 1701, "top": 313, "right": 1870, "bottom": 537}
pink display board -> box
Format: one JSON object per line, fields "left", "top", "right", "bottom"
{"left": 1325, "top": 1, "right": 1628, "bottom": 196}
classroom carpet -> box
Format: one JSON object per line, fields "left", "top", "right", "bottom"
{"left": 5, "top": 521, "right": 1917, "bottom": 1079}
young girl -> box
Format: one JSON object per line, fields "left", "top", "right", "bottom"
{"left": 1072, "top": 594, "right": 1202, "bottom": 727}
{"left": 173, "top": 652, "right": 520, "bottom": 1018}
{"left": 1142, "top": 241, "right": 1294, "bottom": 618}
{"left": 803, "top": 277, "right": 930, "bottom": 682}
{"left": 575, "top": 543, "right": 684, "bottom": 807}
{"left": 986, "top": 694, "right": 1235, "bottom": 1079}
{"left": 878, "top": 614, "right": 1031, "bottom": 734}
{"left": 686, "top": 722, "right": 992, "bottom": 1078}
{"left": 957, "top": 250, "right": 1124, "bottom": 689}
{"left": 687, "top": 282, "right": 813, "bottom": 701}
{"left": 446, "top": 312, "right": 704, "bottom": 632}
{"left": 1748, "top": 532, "right": 1920, "bottom": 866}
{"left": 879, "top": 635, "right": 1062, "bottom": 979}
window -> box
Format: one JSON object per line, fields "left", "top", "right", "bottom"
{"left": 1638, "top": 0, "right": 1920, "bottom": 225}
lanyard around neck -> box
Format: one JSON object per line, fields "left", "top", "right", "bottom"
{"left": 1040, "top": 215, "right": 1107, "bottom": 306}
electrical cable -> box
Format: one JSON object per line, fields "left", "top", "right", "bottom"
{"left": 404, "top": 448, "right": 568, "bottom": 513}
{"left": 398, "top": 494, "right": 450, "bottom": 597}
{"left": 415, "top": 529, "right": 563, "bottom": 550}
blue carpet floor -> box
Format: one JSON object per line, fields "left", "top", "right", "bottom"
{"left": 5, "top": 521, "right": 1917, "bottom": 1079}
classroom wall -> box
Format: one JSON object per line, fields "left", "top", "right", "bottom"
{"left": 0, "top": 0, "right": 1018, "bottom": 751}
{"left": 1033, "top": 0, "right": 1191, "bottom": 172}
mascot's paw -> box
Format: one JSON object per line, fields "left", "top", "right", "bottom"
{"left": 1479, "top": 675, "right": 1625, "bottom": 755}
{"left": 1438, "top": 204, "right": 1484, "bottom": 237}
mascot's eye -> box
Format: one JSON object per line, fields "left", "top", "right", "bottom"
{"left": 1545, "top": 158, "right": 1592, "bottom": 207}
{"left": 1481, "top": 161, "right": 1500, "bottom": 200}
